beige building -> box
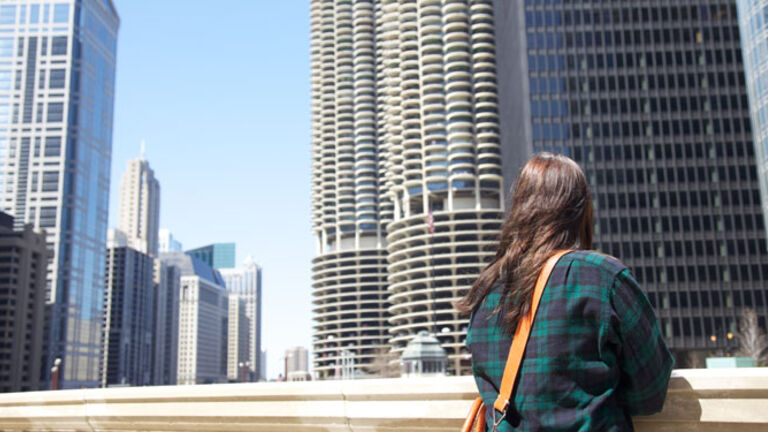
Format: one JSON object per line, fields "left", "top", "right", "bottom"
{"left": 226, "top": 295, "right": 249, "bottom": 381}
{"left": 285, "top": 347, "right": 310, "bottom": 381}
{"left": 117, "top": 152, "right": 160, "bottom": 257}
{"left": 0, "top": 212, "right": 47, "bottom": 392}
{"left": 161, "top": 252, "right": 228, "bottom": 385}
{"left": 310, "top": 0, "right": 502, "bottom": 378}
{"left": 220, "top": 258, "right": 262, "bottom": 381}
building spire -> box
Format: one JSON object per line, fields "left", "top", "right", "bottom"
{"left": 140, "top": 139, "right": 146, "bottom": 160}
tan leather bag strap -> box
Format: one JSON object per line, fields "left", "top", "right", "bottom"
{"left": 492, "top": 249, "right": 572, "bottom": 414}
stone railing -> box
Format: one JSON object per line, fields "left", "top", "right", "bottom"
{"left": 0, "top": 368, "right": 767, "bottom": 431}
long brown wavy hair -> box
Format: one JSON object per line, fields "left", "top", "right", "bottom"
{"left": 455, "top": 152, "right": 594, "bottom": 332}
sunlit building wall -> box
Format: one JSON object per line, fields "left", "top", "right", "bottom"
{"left": 0, "top": 0, "right": 119, "bottom": 388}
{"left": 161, "top": 252, "right": 228, "bottom": 385}
{"left": 220, "top": 257, "right": 262, "bottom": 381}
{"left": 116, "top": 157, "right": 160, "bottom": 257}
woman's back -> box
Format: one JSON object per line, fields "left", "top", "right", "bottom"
{"left": 466, "top": 250, "right": 673, "bottom": 431}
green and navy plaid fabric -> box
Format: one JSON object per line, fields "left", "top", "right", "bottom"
{"left": 466, "top": 250, "right": 674, "bottom": 431}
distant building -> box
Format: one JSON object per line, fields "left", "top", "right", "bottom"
{"left": 226, "top": 295, "right": 249, "bottom": 382}
{"left": 0, "top": 212, "right": 47, "bottom": 392}
{"left": 158, "top": 229, "right": 183, "bottom": 253}
{"left": 101, "top": 246, "right": 155, "bottom": 387}
{"left": 117, "top": 156, "right": 160, "bottom": 257}
{"left": 161, "top": 252, "right": 228, "bottom": 385}
{"left": 260, "top": 350, "right": 267, "bottom": 382}
{"left": 285, "top": 347, "right": 310, "bottom": 382}
{"left": 220, "top": 257, "right": 262, "bottom": 380}
{"left": 152, "top": 260, "right": 179, "bottom": 386}
{"left": 0, "top": 0, "right": 120, "bottom": 389}
{"left": 187, "top": 243, "right": 236, "bottom": 269}
{"left": 401, "top": 331, "right": 446, "bottom": 378}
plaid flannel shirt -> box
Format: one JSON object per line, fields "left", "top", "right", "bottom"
{"left": 466, "top": 250, "right": 674, "bottom": 431}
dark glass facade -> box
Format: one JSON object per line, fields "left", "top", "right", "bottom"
{"left": 495, "top": 0, "right": 768, "bottom": 355}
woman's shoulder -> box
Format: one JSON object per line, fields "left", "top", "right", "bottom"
{"left": 561, "top": 249, "right": 629, "bottom": 279}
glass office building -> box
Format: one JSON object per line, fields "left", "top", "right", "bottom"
{"left": 0, "top": 0, "right": 119, "bottom": 387}
{"left": 495, "top": 0, "right": 768, "bottom": 355}
{"left": 738, "top": 0, "right": 768, "bottom": 242}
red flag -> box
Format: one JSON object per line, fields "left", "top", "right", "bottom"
{"left": 427, "top": 207, "right": 435, "bottom": 234}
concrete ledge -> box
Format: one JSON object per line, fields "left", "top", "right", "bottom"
{"left": 0, "top": 369, "right": 766, "bottom": 431}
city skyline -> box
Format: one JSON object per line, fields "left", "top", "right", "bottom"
{"left": 2, "top": 0, "right": 768, "bottom": 386}
{"left": 107, "top": 0, "right": 313, "bottom": 380}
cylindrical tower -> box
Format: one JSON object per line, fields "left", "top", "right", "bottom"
{"left": 380, "top": 0, "right": 504, "bottom": 376}
{"left": 311, "top": 0, "right": 503, "bottom": 378}
{"left": 310, "top": 0, "right": 391, "bottom": 380}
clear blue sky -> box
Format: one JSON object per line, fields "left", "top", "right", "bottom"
{"left": 109, "top": 0, "right": 313, "bottom": 380}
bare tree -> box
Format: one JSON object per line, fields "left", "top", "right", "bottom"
{"left": 363, "top": 348, "right": 402, "bottom": 378}
{"left": 735, "top": 308, "right": 768, "bottom": 366}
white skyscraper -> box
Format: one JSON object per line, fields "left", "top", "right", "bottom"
{"left": 220, "top": 257, "right": 262, "bottom": 381}
{"left": 117, "top": 154, "right": 160, "bottom": 257}
{"left": 226, "top": 295, "right": 249, "bottom": 381}
{"left": 161, "top": 252, "right": 228, "bottom": 386}
{"left": 310, "top": 0, "right": 502, "bottom": 378}
{"left": 0, "top": 0, "right": 119, "bottom": 388}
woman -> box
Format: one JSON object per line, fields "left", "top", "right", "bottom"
{"left": 457, "top": 152, "right": 673, "bottom": 431}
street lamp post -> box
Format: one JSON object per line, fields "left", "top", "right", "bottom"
{"left": 51, "top": 358, "right": 62, "bottom": 390}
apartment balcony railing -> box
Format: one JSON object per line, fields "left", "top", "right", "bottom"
{"left": 0, "top": 368, "right": 766, "bottom": 431}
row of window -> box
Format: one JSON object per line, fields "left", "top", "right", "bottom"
{"left": 589, "top": 165, "right": 759, "bottom": 187}
{"left": 598, "top": 211, "right": 763, "bottom": 235}
{"left": 2, "top": 102, "right": 64, "bottom": 125}
{"left": 528, "top": 49, "right": 743, "bottom": 73}
{"left": 0, "top": 4, "right": 70, "bottom": 26}
{"left": 532, "top": 117, "right": 753, "bottom": 142}
{"left": 524, "top": 4, "right": 736, "bottom": 28}
{"left": 527, "top": 26, "right": 740, "bottom": 51}
{"left": 0, "top": 35, "right": 67, "bottom": 58}
{"left": 631, "top": 263, "right": 767, "bottom": 284}
{"left": 599, "top": 237, "right": 767, "bottom": 262}
{"left": 530, "top": 94, "right": 749, "bottom": 119}
{"left": 567, "top": 141, "right": 752, "bottom": 163}
{"left": 658, "top": 316, "right": 758, "bottom": 339}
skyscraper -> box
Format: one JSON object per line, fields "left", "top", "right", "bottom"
{"left": 161, "top": 251, "right": 228, "bottom": 385}
{"left": 226, "top": 295, "right": 249, "bottom": 382}
{"left": 494, "top": 1, "right": 768, "bottom": 354}
{"left": 284, "top": 346, "right": 309, "bottom": 382}
{"left": 151, "top": 259, "right": 179, "bottom": 386}
{"left": 737, "top": 0, "right": 768, "bottom": 240}
{"left": 219, "top": 256, "right": 262, "bottom": 381}
{"left": 101, "top": 245, "right": 154, "bottom": 387}
{"left": 0, "top": 0, "right": 119, "bottom": 388}
{"left": 117, "top": 155, "right": 160, "bottom": 257}
{"left": 0, "top": 211, "right": 47, "bottom": 392}
{"left": 310, "top": 0, "right": 503, "bottom": 378}
{"left": 187, "top": 243, "right": 236, "bottom": 269}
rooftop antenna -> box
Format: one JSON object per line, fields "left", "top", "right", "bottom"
{"left": 140, "top": 139, "right": 146, "bottom": 160}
